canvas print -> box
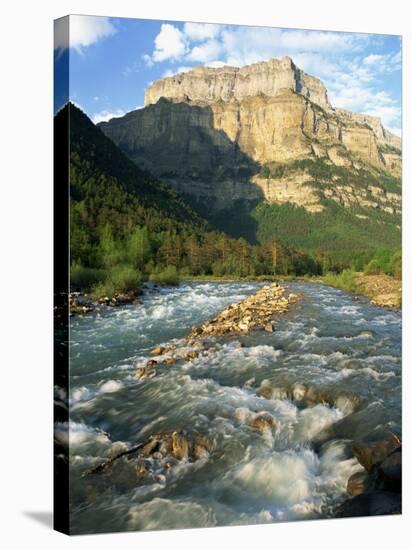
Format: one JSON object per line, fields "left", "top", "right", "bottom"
{"left": 54, "top": 15, "right": 402, "bottom": 535}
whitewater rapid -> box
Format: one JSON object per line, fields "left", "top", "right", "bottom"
{"left": 63, "top": 281, "right": 401, "bottom": 534}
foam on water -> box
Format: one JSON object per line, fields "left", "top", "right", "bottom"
{"left": 66, "top": 280, "right": 401, "bottom": 533}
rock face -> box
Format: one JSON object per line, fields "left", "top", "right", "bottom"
{"left": 99, "top": 57, "right": 401, "bottom": 213}
{"left": 145, "top": 57, "right": 331, "bottom": 111}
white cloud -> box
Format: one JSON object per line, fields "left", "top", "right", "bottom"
{"left": 186, "top": 40, "right": 222, "bottom": 63}
{"left": 329, "top": 85, "right": 401, "bottom": 128}
{"left": 205, "top": 60, "right": 226, "bottom": 68}
{"left": 145, "top": 24, "right": 371, "bottom": 67}
{"left": 364, "top": 53, "right": 385, "bottom": 65}
{"left": 142, "top": 54, "right": 154, "bottom": 68}
{"left": 183, "top": 22, "right": 221, "bottom": 42}
{"left": 55, "top": 15, "right": 116, "bottom": 52}
{"left": 151, "top": 24, "right": 187, "bottom": 63}
{"left": 92, "top": 109, "right": 126, "bottom": 124}
{"left": 363, "top": 51, "right": 401, "bottom": 73}
{"left": 142, "top": 23, "right": 401, "bottom": 130}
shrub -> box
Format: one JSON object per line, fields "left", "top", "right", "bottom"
{"left": 149, "top": 266, "right": 180, "bottom": 285}
{"left": 70, "top": 264, "right": 106, "bottom": 290}
{"left": 364, "top": 259, "right": 381, "bottom": 275}
{"left": 107, "top": 265, "right": 142, "bottom": 291}
{"left": 323, "top": 269, "right": 360, "bottom": 293}
{"left": 91, "top": 281, "right": 117, "bottom": 300}
{"left": 390, "top": 250, "right": 402, "bottom": 279}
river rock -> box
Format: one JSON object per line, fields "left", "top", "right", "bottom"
{"left": 264, "top": 322, "right": 273, "bottom": 332}
{"left": 292, "top": 384, "right": 307, "bottom": 401}
{"left": 135, "top": 460, "right": 150, "bottom": 477}
{"left": 141, "top": 437, "right": 160, "bottom": 457}
{"left": 188, "top": 283, "right": 300, "bottom": 338}
{"left": 250, "top": 412, "right": 277, "bottom": 433}
{"left": 312, "top": 402, "right": 391, "bottom": 445}
{"left": 150, "top": 346, "right": 166, "bottom": 356}
{"left": 191, "top": 434, "right": 211, "bottom": 459}
{"left": 135, "top": 361, "right": 157, "bottom": 381}
{"left": 379, "top": 449, "right": 402, "bottom": 491}
{"left": 335, "top": 491, "right": 401, "bottom": 517}
{"left": 347, "top": 471, "right": 370, "bottom": 496}
{"left": 352, "top": 433, "right": 401, "bottom": 472}
{"left": 172, "top": 431, "right": 189, "bottom": 460}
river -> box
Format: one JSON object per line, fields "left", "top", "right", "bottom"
{"left": 61, "top": 281, "right": 401, "bottom": 533}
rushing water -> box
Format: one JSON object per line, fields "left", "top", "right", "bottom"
{"left": 62, "top": 281, "right": 401, "bottom": 534}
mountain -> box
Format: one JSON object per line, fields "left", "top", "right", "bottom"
{"left": 67, "top": 102, "right": 205, "bottom": 226}
{"left": 59, "top": 102, "right": 209, "bottom": 266}
{"left": 99, "top": 57, "right": 401, "bottom": 216}
{"left": 98, "top": 58, "right": 401, "bottom": 262}
{"left": 60, "top": 102, "right": 321, "bottom": 280}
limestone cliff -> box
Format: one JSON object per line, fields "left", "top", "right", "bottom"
{"left": 99, "top": 57, "right": 401, "bottom": 216}
{"left": 145, "top": 57, "right": 331, "bottom": 112}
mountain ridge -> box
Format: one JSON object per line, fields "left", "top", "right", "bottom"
{"left": 100, "top": 57, "right": 401, "bottom": 217}
{"left": 97, "top": 57, "right": 401, "bottom": 259}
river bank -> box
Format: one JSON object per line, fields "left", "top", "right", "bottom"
{"left": 182, "top": 273, "right": 402, "bottom": 310}
{"left": 356, "top": 273, "right": 402, "bottom": 308}
{"left": 68, "top": 269, "right": 401, "bottom": 319}
{"left": 321, "top": 271, "right": 401, "bottom": 309}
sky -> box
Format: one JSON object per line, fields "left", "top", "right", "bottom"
{"left": 54, "top": 15, "right": 402, "bottom": 135}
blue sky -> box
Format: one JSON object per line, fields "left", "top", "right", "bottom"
{"left": 54, "top": 15, "right": 402, "bottom": 135}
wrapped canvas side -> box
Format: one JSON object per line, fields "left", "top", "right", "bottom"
{"left": 53, "top": 15, "right": 70, "bottom": 536}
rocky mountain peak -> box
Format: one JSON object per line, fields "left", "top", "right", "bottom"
{"left": 101, "top": 56, "right": 401, "bottom": 218}
{"left": 144, "top": 56, "right": 331, "bottom": 111}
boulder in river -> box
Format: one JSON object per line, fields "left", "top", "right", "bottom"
{"left": 335, "top": 491, "right": 401, "bottom": 517}
{"left": 172, "top": 431, "right": 189, "bottom": 460}
{"left": 379, "top": 448, "right": 402, "bottom": 492}
{"left": 135, "top": 360, "right": 157, "bottom": 381}
{"left": 352, "top": 433, "right": 401, "bottom": 472}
